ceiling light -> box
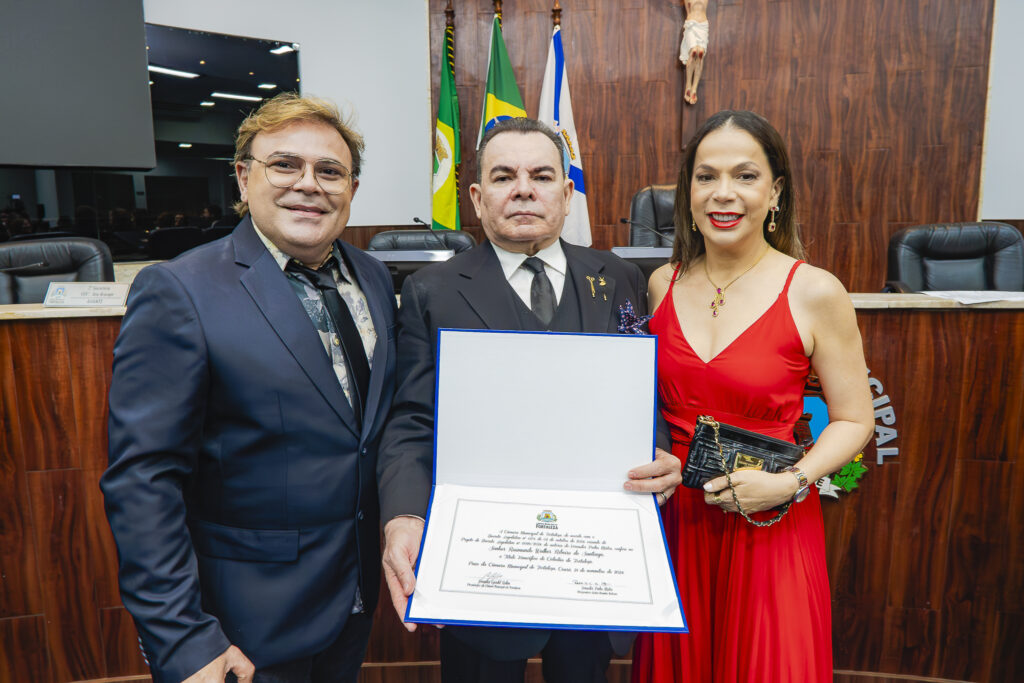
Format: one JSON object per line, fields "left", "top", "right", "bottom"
{"left": 148, "top": 80, "right": 154, "bottom": 85}
{"left": 199, "top": 60, "right": 206, "bottom": 65}
{"left": 258, "top": 83, "right": 277, "bottom": 89}
{"left": 178, "top": 143, "right": 193, "bottom": 148}
{"left": 200, "top": 101, "right": 215, "bottom": 107}
{"left": 211, "top": 92, "right": 263, "bottom": 102}
{"left": 270, "top": 45, "right": 295, "bottom": 55}
{"left": 148, "top": 64, "right": 200, "bottom": 79}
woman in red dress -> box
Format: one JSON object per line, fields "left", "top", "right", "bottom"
{"left": 631, "top": 111, "right": 874, "bottom": 682}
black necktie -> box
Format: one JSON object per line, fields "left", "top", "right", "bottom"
{"left": 522, "top": 256, "right": 556, "bottom": 326}
{"left": 287, "top": 258, "right": 371, "bottom": 422}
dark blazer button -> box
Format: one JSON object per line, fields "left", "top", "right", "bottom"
{"left": 357, "top": 510, "right": 365, "bottom": 521}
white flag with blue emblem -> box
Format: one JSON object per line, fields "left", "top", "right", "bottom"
{"left": 538, "top": 25, "right": 592, "bottom": 247}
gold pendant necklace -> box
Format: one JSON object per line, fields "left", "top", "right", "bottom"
{"left": 704, "top": 245, "right": 771, "bottom": 318}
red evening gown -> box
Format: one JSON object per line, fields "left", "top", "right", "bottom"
{"left": 632, "top": 260, "right": 833, "bottom": 682}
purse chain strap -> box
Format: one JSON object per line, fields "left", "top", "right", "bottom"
{"left": 699, "top": 415, "right": 792, "bottom": 528}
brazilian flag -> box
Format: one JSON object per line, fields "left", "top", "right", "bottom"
{"left": 477, "top": 15, "right": 526, "bottom": 145}
{"left": 432, "top": 22, "right": 461, "bottom": 231}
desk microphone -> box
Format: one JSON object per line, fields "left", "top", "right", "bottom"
{"left": 619, "top": 218, "right": 673, "bottom": 246}
{"left": 411, "top": 217, "right": 450, "bottom": 251}
{"left": 0, "top": 261, "right": 47, "bottom": 273}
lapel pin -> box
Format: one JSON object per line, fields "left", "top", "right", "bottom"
{"left": 585, "top": 275, "right": 597, "bottom": 299}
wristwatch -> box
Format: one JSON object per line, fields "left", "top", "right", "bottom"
{"left": 784, "top": 466, "right": 810, "bottom": 503}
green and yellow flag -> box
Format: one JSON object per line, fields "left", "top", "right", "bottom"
{"left": 477, "top": 14, "right": 526, "bottom": 145}
{"left": 432, "top": 21, "right": 461, "bottom": 231}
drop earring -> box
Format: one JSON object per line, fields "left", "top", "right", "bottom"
{"left": 691, "top": 218, "right": 697, "bottom": 232}
{"left": 767, "top": 205, "right": 779, "bottom": 233}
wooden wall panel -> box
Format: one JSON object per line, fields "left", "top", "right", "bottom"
{"left": 428, "top": 0, "right": 995, "bottom": 292}
{"left": 0, "top": 317, "right": 138, "bottom": 683}
{"left": 0, "top": 326, "right": 43, "bottom": 620}
{"left": 98, "top": 607, "right": 148, "bottom": 678}
{"left": 2, "top": 303, "right": 1022, "bottom": 683}
{"left": 8, "top": 321, "right": 79, "bottom": 470}
{"left": 27, "top": 469, "right": 104, "bottom": 682}
{"left": 0, "top": 615, "right": 52, "bottom": 683}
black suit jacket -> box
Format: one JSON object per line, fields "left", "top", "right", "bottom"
{"left": 102, "top": 218, "right": 397, "bottom": 683}
{"left": 377, "top": 240, "right": 646, "bottom": 660}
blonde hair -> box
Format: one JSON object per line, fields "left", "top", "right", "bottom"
{"left": 233, "top": 92, "right": 364, "bottom": 216}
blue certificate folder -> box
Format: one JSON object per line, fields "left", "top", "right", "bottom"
{"left": 405, "top": 329, "right": 687, "bottom": 633}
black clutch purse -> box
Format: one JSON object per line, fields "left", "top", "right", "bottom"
{"left": 683, "top": 415, "right": 806, "bottom": 527}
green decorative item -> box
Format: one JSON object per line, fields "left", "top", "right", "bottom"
{"left": 831, "top": 454, "right": 868, "bottom": 492}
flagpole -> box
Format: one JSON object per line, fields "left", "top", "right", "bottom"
{"left": 552, "top": 0, "right": 561, "bottom": 27}
{"left": 494, "top": 0, "right": 502, "bottom": 31}
{"left": 446, "top": 0, "right": 459, "bottom": 216}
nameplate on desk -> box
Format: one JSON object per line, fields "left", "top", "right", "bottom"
{"left": 43, "top": 282, "right": 130, "bottom": 307}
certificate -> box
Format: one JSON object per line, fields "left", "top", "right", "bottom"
{"left": 406, "top": 329, "right": 686, "bottom": 632}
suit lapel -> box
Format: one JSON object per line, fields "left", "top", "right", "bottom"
{"left": 456, "top": 243, "right": 522, "bottom": 330}
{"left": 339, "top": 240, "right": 391, "bottom": 442}
{"left": 565, "top": 242, "right": 617, "bottom": 333}
{"left": 233, "top": 220, "right": 359, "bottom": 435}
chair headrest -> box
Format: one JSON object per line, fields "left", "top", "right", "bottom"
{"left": 887, "top": 222, "right": 1024, "bottom": 291}
{"left": 0, "top": 237, "right": 113, "bottom": 277}
{"left": 368, "top": 229, "right": 477, "bottom": 253}
{"left": 628, "top": 185, "right": 676, "bottom": 247}
{"left": 0, "top": 237, "right": 115, "bottom": 303}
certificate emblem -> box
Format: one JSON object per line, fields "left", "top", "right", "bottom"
{"left": 536, "top": 510, "right": 558, "bottom": 529}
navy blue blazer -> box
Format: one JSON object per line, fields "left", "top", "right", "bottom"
{"left": 102, "top": 218, "right": 396, "bottom": 683}
{"left": 377, "top": 240, "right": 645, "bottom": 661}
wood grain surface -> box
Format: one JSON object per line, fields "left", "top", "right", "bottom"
{"left": 423, "top": 0, "right": 999, "bottom": 293}
{"left": 1, "top": 0, "right": 1019, "bottom": 679}
{"left": 2, "top": 304, "right": 1021, "bottom": 682}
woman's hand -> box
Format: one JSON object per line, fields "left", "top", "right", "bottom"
{"left": 625, "top": 448, "right": 682, "bottom": 506}
{"left": 702, "top": 469, "right": 799, "bottom": 513}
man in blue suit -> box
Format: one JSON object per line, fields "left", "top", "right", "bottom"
{"left": 102, "top": 93, "right": 396, "bottom": 683}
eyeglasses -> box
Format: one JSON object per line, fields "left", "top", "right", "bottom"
{"left": 246, "top": 154, "right": 354, "bottom": 194}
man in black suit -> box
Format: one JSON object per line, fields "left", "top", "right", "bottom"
{"left": 102, "top": 93, "right": 396, "bottom": 683}
{"left": 377, "top": 118, "right": 680, "bottom": 682}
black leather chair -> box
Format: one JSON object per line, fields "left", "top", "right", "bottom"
{"left": 0, "top": 237, "right": 114, "bottom": 304}
{"left": 203, "top": 225, "right": 234, "bottom": 242}
{"left": 627, "top": 185, "right": 676, "bottom": 247}
{"left": 885, "top": 222, "right": 1024, "bottom": 292}
{"left": 146, "top": 226, "right": 205, "bottom": 260}
{"left": 9, "top": 230, "right": 79, "bottom": 241}
{"left": 367, "top": 229, "right": 476, "bottom": 253}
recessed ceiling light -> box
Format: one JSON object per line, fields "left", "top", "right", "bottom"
{"left": 258, "top": 83, "right": 277, "bottom": 90}
{"left": 199, "top": 60, "right": 206, "bottom": 65}
{"left": 270, "top": 45, "right": 295, "bottom": 55}
{"left": 200, "top": 101, "right": 215, "bottom": 107}
{"left": 248, "top": 71, "right": 254, "bottom": 76}
{"left": 148, "top": 64, "right": 199, "bottom": 79}
{"left": 179, "top": 143, "right": 193, "bottom": 148}
{"left": 211, "top": 92, "right": 263, "bottom": 102}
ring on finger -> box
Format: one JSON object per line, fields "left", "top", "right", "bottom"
{"left": 711, "top": 492, "right": 722, "bottom": 505}
{"left": 657, "top": 491, "right": 667, "bottom": 505}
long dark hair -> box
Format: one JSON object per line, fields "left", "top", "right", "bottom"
{"left": 671, "top": 110, "right": 805, "bottom": 270}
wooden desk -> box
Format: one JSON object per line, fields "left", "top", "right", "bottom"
{"left": 1, "top": 297, "right": 1021, "bottom": 683}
